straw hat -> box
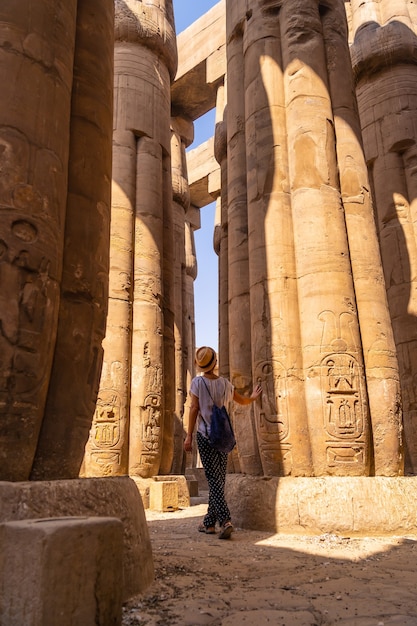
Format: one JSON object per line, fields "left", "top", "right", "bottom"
{"left": 195, "top": 346, "right": 217, "bottom": 373}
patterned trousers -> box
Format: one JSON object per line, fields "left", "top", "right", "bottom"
{"left": 197, "top": 431, "right": 231, "bottom": 527}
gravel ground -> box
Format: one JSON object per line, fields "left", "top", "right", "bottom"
{"left": 122, "top": 496, "right": 417, "bottom": 625}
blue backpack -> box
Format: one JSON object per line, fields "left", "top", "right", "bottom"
{"left": 201, "top": 378, "right": 236, "bottom": 454}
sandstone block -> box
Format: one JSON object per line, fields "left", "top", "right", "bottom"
{"left": 154, "top": 475, "right": 190, "bottom": 508}
{"left": 0, "top": 516, "right": 123, "bottom": 626}
{"left": 0, "top": 477, "right": 154, "bottom": 600}
{"left": 149, "top": 481, "right": 179, "bottom": 512}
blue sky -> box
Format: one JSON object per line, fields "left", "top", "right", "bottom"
{"left": 173, "top": 0, "right": 218, "bottom": 35}
{"left": 173, "top": 0, "right": 219, "bottom": 351}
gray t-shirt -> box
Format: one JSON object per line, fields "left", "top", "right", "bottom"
{"left": 190, "top": 375, "right": 234, "bottom": 438}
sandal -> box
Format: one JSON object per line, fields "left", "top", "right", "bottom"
{"left": 218, "top": 521, "right": 234, "bottom": 540}
{"left": 198, "top": 523, "right": 216, "bottom": 534}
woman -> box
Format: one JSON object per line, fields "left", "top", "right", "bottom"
{"left": 184, "top": 346, "right": 262, "bottom": 539}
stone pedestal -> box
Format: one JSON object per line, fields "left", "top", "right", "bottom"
{"left": 133, "top": 475, "right": 190, "bottom": 510}
{"left": 154, "top": 475, "right": 190, "bottom": 508}
{"left": 226, "top": 474, "right": 417, "bottom": 535}
{"left": 0, "top": 517, "right": 123, "bottom": 626}
{"left": 150, "top": 481, "right": 179, "bottom": 512}
{"left": 0, "top": 477, "right": 154, "bottom": 600}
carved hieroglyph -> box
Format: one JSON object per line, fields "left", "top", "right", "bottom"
{"left": 225, "top": 0, "right": 403, "bottom": 476}
{"left": 83, "top": 0, "right": 178, "bottom": 479}
{"left": 349, "top": 0, "right": 417, "bottom": 474}
{"left": 0, "top": 0, "right": 113, "bottom": 481}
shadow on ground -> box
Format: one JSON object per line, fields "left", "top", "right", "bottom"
{"left": 122, "top": 498, "right": 417, "bottom": 626}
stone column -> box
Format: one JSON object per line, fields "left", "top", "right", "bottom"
{"left": 0, "top": 0, "right": 113, "bottom": 481}
{"left": 242, "top": 3, "right": 313, "bottom": 477}
{"left": 84, "top": 0, "right": 177, "bottom": 480}
{"left": 323, "top": 1, "right": 402, "bottom": 475}
{"left": 183, "top": 215, "right": 198, "bottom": 469}
{"left": 32, "top": 0, "right": 114, "bottom": 479}
{"left": 82, "top": 129, "right": 135, "bottom": 478}
{"left": 0, "top": 0, "right": 76, "bottom": 480}
{"left": 214, "top": 82, "right": 230, "bottom": 379}
{"left": 129, "top": 137, "right": 165, "bottom": 478}
{"left": 226, "top": 16, "right": 262, "bottom": 475}
{"left": 160, "top": 152, "right": 176, "bottom": 475}
{"left": 280, "top": 0, "right": 371, "bottom": 476}
{"left": 170, "top": 116, "right": 193, "bottom": 474}
{"left": 350, "top": 0, "right": 417, "bottom": 472}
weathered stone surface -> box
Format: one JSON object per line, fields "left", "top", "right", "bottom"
{"left": 170, "top": 119, "right": 191, "bottom": 474}
{"left": 0, "top": 0, "right": 113, "bottom": 482}
{"left": 222, "top": 0, "right": 403, "bottom": 478}
{"left": 31, "top": 0, "right": 114, "bottom": 481}
{"left": 187, "top": 478, "right": 199, "bottom": 497}
{"left": 226, "top": 16, "right": 262, "bottom": 477}
{"left": 226, "top": 474, "right": 417, "bottom": 534}
{"left": 81, "top": 129, "right": 135, "bottom": 479}
{"left": 115, "top": 0, "right": 177, "bottom": 82}
{"left": 0, "top": 0, "right": 76, "bottom": 481}
{"left": 0, "top": 516, "right": 123, "bottom": 626}
{"left": 0, "top": 477, "right": 154, "bottom": 600}
{"left": 132, "top": 474, "right": 190, "bottom": 509}
{"left": 130, "top": 136, "right": 166, "bottom": 478}
{"left": 350, "top": 0, "right": 417, "bottom": 475}
{"left": 2, "top": 0, "right": 417, "bottom": 574}
{"left": 154, "top": 474, "right": 191, "bottom": 508}
{"left": 149, "top": 481, "right": 179, "bottom": 512}
{"left": 84, "top": 0, "right": 179, "bottom": 479}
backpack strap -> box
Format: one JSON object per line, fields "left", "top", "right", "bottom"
{"left": 201, "top": 376, "right": 225, "bottom": 407}
{"left": 199, "top": 377, "right": 210, "bottom": 437}
{"left": 201, "top": 376, "right": 213, "bottom": 402}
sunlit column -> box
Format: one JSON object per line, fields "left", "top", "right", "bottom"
{"left": 82, "top": 130, "right": 135, "bottom": 478}
{"left": 183, "top": 213, "right": 198, "bottom": 469}
{"left": 281, "top": 0, "right": 370, "bottom": 476}
{"left": 129, "top": 138, "right": 165, "bottom": 477}
{"left": 226, "top": 14, "right": 261, "bottom": 475}
{"left": 323, "top": 1, "right": 402, "bottom": 476}
{"left": 169, "top": 116, "right": 193, "bottom": 473}
{"left": 214, "top": 81, "right": 230, "bottom": 379}
{"left": 350, "top": 0, "right": 417, "bottom": 472}
{"left": 97, "top": 0, "right": 177, "bottom": 478}
{"left": 243, "top": 4, "right": 313, "bottom": 477}
{"left": 349, "top": 0, "right": 381, "bottom": 30}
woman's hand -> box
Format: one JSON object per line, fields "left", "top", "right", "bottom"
{"left": 250, "top": 384, "right": 262, "bottom": 400}
{"left": 234, "top": 383, "right": 263, "bottom": 406}
{"left": 184, "top": 433, "right": 193, "bottom": 453}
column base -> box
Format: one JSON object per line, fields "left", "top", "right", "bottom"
{"left": 225, "top": 475, "right": 417, "bottom": 535}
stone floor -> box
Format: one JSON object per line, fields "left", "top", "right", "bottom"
{"left": 122, "top": 494, "right": 417, "bottom": 625}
